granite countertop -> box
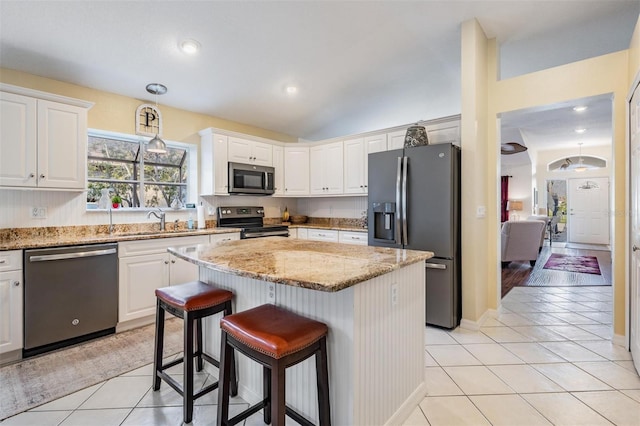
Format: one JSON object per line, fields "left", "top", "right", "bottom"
{"left": 169, "top": 237, "right": 432, "bottom": 292}
{"left": 0, "top": 226, "right": 241, "bottom": 250}
{"left": 288, "top": 223, "right": 368, "bottom": 232}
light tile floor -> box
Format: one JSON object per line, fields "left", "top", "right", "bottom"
{"left": 2, "top": 285, "right": 638, "bottom": 425}
{"left": 406, "top": 285, "right": 640, "bottom": 426}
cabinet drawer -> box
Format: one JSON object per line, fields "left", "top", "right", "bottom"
{"left": 210, "top": 233, "right": 240, "bottom": 244}
{"left": 307, "top": 229, "right": 339, "bottom": 242}
{"left": 0, "top": 250, "right": 22, "bottom": 272}
{"left": 119, "top": 236, "right": 209, "bottom": 257}
{"left": 338, "top": 231, "right": 368, "bottom": 245}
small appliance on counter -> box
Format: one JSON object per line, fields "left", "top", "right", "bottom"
{"left": 217, "top": 206, "right": 289, "bottom": 239}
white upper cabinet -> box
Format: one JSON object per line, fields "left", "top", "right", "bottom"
{"left": 284, "top": 146, "right": 309, "bottom": 195}
{"left": 199, "top": 130, "right": 229, "bottom": 195}
{"left": 0, "top": 88, "right": 91, "bottom": 190}
{"left": 344, "top": 135, "right": 386, "bottom": 194}
{"left": 272, "top": 145, "right": 285, "bottom": 195}
{"left": 425, "top": 118, "right": 461, "bottom": 146}
{"left": 228, "top": 136, "right": 273, "bottom": 166}
{"left": 310, "top": 141, "right": 343, "bottom": 195}
{"left": 387, "top": 129, "right": 406, "bottom": 151}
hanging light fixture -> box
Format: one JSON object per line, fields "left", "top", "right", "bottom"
{"left": 145, "top": 83, "right": 168, "bottom": 153}
{"left": 574, "top": 142, "right": 587, "bottom": 172}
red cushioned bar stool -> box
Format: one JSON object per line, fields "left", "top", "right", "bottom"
{"left": 217, "top": 304, "right": 331, "bottom": 426}
{"left": 153, "top": 280, "right": 237, "bottom": 424}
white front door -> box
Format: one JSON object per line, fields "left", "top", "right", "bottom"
{"left": 630, "top": 81, "right": 640, "bottom": 373}
{"left": 567, "top": 177, "right": 610, "bottom": 244}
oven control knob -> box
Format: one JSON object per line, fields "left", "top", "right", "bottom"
{"left": 72, "top": 319, "right": 80, "bottom": 326}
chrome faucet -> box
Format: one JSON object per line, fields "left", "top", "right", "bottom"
{"left": 147, "top": 208, "right": 166, "bottom": 231}
{"left": 108, "top": 205, "right": 115, "bottom": 235}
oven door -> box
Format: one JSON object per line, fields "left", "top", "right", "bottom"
{"left": 228, "top": 162, "right": 275, "bottom": 195}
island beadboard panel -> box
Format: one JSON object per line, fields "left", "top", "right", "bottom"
{"left": 199, "top": 261, "right": 425, "bottom": 425}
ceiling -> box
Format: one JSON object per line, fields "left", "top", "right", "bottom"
{"left": 0, "top": 1, "right": 638, "bottom": 142}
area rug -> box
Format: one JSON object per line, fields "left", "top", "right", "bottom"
{"left": 543, "top": 253, "right": 601, "bottom": 275}
{"left": 0, "top": 318, "right": 182, "bottom": 420}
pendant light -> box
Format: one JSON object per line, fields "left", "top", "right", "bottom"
{"left": 145, "top": 83, "right": 167, "bottom": 153}
{"left": 575, "top": 142, "right": 587, "bottom": 172}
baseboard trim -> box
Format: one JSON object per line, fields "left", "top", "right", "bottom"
{"left": 612, "top": 333, "right": 627, "bottom": 348}
{"left": 384, "top": 382, "right": 427, "bottom": 426}
{"left": 460, "top": 309, "right": 493, "bottom": 331}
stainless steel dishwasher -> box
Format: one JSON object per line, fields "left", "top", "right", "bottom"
{"left": 23, "top": 243, "right": 118, "bottom": 357}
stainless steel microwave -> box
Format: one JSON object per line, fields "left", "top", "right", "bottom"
{"left": 228, "top": 162, "right": 275, "bottom": 195}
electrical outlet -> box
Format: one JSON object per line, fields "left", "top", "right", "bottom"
{"left": 30, "top": 207, "right": 48, "bottom": 219}
{"left": 391, "top": 283, "right": 398, "bottom": 306}
{"left": 267, "top": 282, "right": 276, "bottom": 303}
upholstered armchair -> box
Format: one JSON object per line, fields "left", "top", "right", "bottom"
{"left": 501, "top": 220, "right": 546, "bottom": 267}
{"left": 527, "top": 215, "right": 551, "bottom": 252}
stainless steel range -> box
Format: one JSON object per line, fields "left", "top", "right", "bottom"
{"left": 217, "top": 206, "right": 289, "bottom": 239}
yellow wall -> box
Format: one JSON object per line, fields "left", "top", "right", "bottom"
{"left": 0, "top": 68, "right": 298, "bottom": 144}
{"left": 489, "top": 52, "right": 629, "bottom": 335}
{"left": 460, "top": 19, "right": 491, "bottom": 323}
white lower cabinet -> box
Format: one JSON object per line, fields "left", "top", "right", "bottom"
{"left": 118, "top": 236, "right": 208, "bottom": 324}
{"left": 307, "top": 229, "right": 339, "bottom": 243}
{"left": 339, "top": 230, "right": 368, "bottom": 245}
{"left": 0, "top": 250, "right": 23, "bottom": 358}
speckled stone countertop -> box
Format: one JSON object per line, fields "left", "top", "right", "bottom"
{"left": 0, "top": 223, "right": 241, "bottom": 251}
{"left": 169, "top": 237, "right": 432, "bottom": 292}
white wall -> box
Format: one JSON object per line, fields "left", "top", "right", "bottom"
{"left": 295, "top": 197, "right": 367, "bottom": 219}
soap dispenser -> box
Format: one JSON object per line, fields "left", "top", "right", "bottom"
{"left": 98, "top": 188, "right": 111, "bottom": 209}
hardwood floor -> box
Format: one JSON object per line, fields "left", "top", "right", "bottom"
{"left": 501, "top": 243, "right": 612, "bottom": 297}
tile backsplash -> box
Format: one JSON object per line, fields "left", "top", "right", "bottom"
{"left": 1, "top": 189, "right": 368, "bottom": 229}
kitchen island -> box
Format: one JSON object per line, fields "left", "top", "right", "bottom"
{"left": 169, "top": 237, "right": 432, "bottom": 425}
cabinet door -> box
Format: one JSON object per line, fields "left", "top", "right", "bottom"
{"left": 0, "top": 270, "right": 23, "bottom": 354}
{"left": 284, "top": 146, "right": 309, "bottom": 195}
{"left": 309, "top": 145, "right": 325, "bottom": 194}
{"left": 343, "top": 138, "right": 365, "bottom": 194}
{"left": 0, "top": 92, "right": 37, "bottom": 188}
{"left": 252, "top": 141, "right": 273, "bottom": 166}
{"left": 363, "top": 135, "right": 387, "bottom": 194}
{"left": 387, "top": 130, "right": 406, "bottom": 150}
{"left": 297, "top": 228, "right": 308, "bottom": 240}
{"left": 307, "top": 229, "right": 339, "bottom": 242}
{"left": 213, "top": 134, "right": 230, "bottom": 195}
{"left": 324, "top": 141, "right": 344, "bottom": 194}
{"left": 37, "top": 100, "right": 87, "bottom": 189}
{"left": 169, "top": 254, "right": 199, "bottom": 285}
{"left": 200, "top": 133, "right": 229, "bottom": 195}
{"left": 339, "top": 230, "right": 368, "bottom": 245}
{"left": 228, "top": 137, "right": 252, "bottom": 163}
{"left": 118, "top": 253, "right": 169, "bottom": 323}
{"left": 272, "top": 145, "right": 285, "bottom": 195}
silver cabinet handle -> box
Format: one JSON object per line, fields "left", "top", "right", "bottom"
{"left": 171, "top": 259, "right": 176, "bottom": 264}
{"left": 13, "top": 281, "right": 20, "bottom": 287}
{"left": 164, "top": 260, "right": 169, "bottom": 264}
{"left": 40, "top": 174, "right": 45, "bottom": 179}
{"left": 30, "top": 248, "right": 116, "bottom": 262}
{"left": 29, "top": 173, "right": 35, "bottom": 178}
{"left": 0, "top": 259, "right": 5, "bottom": 264}
{"left": 634, "top": 245, "right": 639, "bottom": 252}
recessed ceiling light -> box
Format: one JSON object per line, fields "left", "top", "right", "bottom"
{"left": 573, "top": 106, "right": 588, "bottom": 112}
{"left": 180, "top": 39, "right": 201, "bottom": 55}
{"left": 574, "top": 128, "right": 587, "bottom": 134}
{"left": 285, "top": 86, "right": 298, "bottom": 95}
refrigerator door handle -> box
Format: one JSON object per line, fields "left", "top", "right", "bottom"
{"left": 402, "top": 156, "right": 408, "bottom": 245}
{"left": 396, "top": 156, "right": 403, "bottom": 244}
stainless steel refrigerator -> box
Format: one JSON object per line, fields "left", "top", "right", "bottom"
{"left": 368, "top": 143, "right": 461, "bottom": 328}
